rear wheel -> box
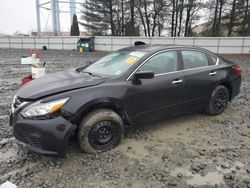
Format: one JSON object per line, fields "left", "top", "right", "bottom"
{"left": 206, "top": 85, "right": 229, "bottom": 115}
{"left": 78, "top": 109, "right": 124, "bottom": 153}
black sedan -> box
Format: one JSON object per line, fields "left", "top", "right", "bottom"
{"left": 10, "top": 44, "right": 241, "bottom": 156}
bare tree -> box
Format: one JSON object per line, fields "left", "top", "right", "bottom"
{"left": 82, "top": 0, "right": 249, "bottom": 37}
{"left": 152, "top": 0, "right": 165, "bottom": 36}
{"left": 242, "top": 0, "right": 249, "bottom": 35}
{"left": 217, "top": 0, "right": 225, "bottom": 35}
{"left": 144, "top": 0, "right": 151, "bottom": 36}
{"left": 212, "top": 0, "right": 219, "bottom": 36}
{"left": 135, "top": 0, "right": 148, "bottom": 36}
{"left": 184, "top": 0, "right": 193, "bottom": 37}
{"left": 129, "top": 0, "right": 136, "bottom": 35}
{"left": 177, "top": 0, "right": 185, "bottom": 37}
{"left": 135, "top": 0, "right": 166, "bottom": 37}
{"left": 228, "top": 0, "right": 237, "bottom": 36}
{"left": 171, "top": 0, "right": 176, "bottom": 36}
{"left": 121, "top": 0, "right": 125, "bottom": 35}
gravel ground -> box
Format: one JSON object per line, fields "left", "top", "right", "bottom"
{"left": 0, "top": 49, "right": 250, "bottom": 188}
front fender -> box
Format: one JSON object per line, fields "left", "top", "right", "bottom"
{"left": 73, "top": 98, "right": 131, "bottom": 126}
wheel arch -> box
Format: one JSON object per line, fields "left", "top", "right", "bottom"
{"left": 75, "top": 99, "right": 132, "bottom": 127}
{"left": 219, "top": 81, "right": 232, "bottom": 100}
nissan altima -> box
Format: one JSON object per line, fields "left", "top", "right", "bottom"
{"left": 10, "top": 44, "right": 241, "bottom": 156}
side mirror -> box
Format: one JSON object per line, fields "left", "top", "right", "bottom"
{"left": 134, "top": 71, "right": 154, "bottom": 80}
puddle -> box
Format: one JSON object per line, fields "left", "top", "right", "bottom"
{"left": 151, "top": 117, "right": 194, "bottom": 141}
{"left": 234, "top": 92, "right": 247, "bottom": 99}
{"left": 187, "top": 172, "right": 224, "bottom": 185}
{"left": 216, "top": 161, "right": 245, "bottom": 174}
{"left": 0, "top": 137, "right": 15, "bottom": 144}
{"left": 0, "top": 148, "right": 18, "bottom": 161}
{"left": 0, "top": 138, "right": 19, "bottom": 161}
{"left": 118, "top": 138, "right": 149, "bottom": 159}
{"left": 171, "top": 161, "right": 245, "bottom": 186}
{"left": 171, "top": 167, "right": 224, "bottom": 186}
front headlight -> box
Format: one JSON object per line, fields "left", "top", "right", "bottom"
{"left": 21, "top": 97, "right": 70, "bottom": 117}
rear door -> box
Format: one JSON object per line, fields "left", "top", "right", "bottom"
{"left": 180, "top": 50, "right": 219, "bottom": 108}
{"left": 124, "top": 50, "right": 185, "bottom": 123}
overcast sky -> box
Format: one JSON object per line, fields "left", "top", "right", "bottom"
{"left": 0, "top": 0, "right": 83, "bottom": 35}
{"left": 0, "top": 0, "right": 36, "bottom": 34}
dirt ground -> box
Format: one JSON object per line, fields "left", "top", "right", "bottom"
{"left": 0, "top": 49, "right": 250, "bottom": 188}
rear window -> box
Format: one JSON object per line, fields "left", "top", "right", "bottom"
{"left": 210, "top": 55, "right": 218, "bottom": 65}
{"left": 182, "top": 51, "right": 209, "bottom": 69}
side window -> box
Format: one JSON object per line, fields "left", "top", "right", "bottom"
{"left": 182, "top": 51, "right": 209, "bottom": 69}
{"left": 209, "top": 55, "right": 218, "bottom": 65}
{"left": 139, "top": 51, "right": 178, "bottom": 74}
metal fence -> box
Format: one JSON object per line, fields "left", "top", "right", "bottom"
{"left": 0, "top": 36, "right": 250, "bottom": 54}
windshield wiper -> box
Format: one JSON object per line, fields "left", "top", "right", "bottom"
{"left": 79, "top": 70, "right": 101, "bottom": 77}
{"left": 76, "top": 66, "right": 86, "bottom": 72}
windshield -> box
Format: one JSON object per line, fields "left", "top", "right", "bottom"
{"left": 84, "top": 51, "right": 147, "bottom": 76}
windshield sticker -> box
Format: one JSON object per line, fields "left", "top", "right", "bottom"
{"left": 129, "top": 51, "right": 145, "bottom": 58}
{"left": 126, "top": 57, "right": 138, "bottom": 64}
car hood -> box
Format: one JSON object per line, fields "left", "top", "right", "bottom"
{"left": 17, "top": 69, "right": 105, "bottom": 100}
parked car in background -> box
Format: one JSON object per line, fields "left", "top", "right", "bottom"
{"left": 10, "top": 44, "right": 241, "bottom": 156}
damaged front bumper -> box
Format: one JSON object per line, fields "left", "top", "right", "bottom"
{"left": 11, "top": 113, "right": 76, "bottom": 156}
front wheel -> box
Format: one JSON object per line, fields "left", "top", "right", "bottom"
{"left": 78, "top": 109, "right": 124, "bottom": 153}
{"left": 206, "top": 85, "right": 229, "bottom": 115}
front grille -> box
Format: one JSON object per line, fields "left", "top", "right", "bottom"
{"left": 11, "top": 96, "right": 29, "bottom": 113}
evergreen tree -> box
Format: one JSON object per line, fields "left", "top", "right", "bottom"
{"left": 80, "top": 0, "right": 113, "bottom": 35}
{"left": 81, "top": 0, "right": 137, "bottom": 36}
{"left": 70, "top": 14, "right": 80, "bottom": 36}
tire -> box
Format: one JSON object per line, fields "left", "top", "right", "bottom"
{"left": 206, "top": 85, "right": 229, "bottom": 115}
{"left": 78, "top": 109, "right": 124, "bottom": 153}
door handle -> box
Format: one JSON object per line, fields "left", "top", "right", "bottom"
{"left": 172, "top": 79, "right": 183, "bottom": 84}
{"left": 209, "top": 71, "right": 217, "bottom": 76}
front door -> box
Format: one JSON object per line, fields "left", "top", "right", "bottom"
{"left": 124, "top": 50, "right": 185, "bottom": 123}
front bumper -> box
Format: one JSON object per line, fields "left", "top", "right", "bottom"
{"left": 11, "top": 113, "right": 76, "bottom": 156}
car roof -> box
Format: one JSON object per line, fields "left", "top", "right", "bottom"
{"left": 119, "top": 44, "right": 216, "bottom": 56}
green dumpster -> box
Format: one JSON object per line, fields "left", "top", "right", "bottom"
{"left": 77, "top": 37, "right": 94, "bottom": 52}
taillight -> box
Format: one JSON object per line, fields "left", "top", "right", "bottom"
{"left": 232, "top": 65, "right": 241, "bottom": 76}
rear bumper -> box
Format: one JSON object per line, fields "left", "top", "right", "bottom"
{"left": 231, "top": 76, "right": 241, "bottom": 99}
{"left": 12, "top": 115, "right": 76, "bottom": 156}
